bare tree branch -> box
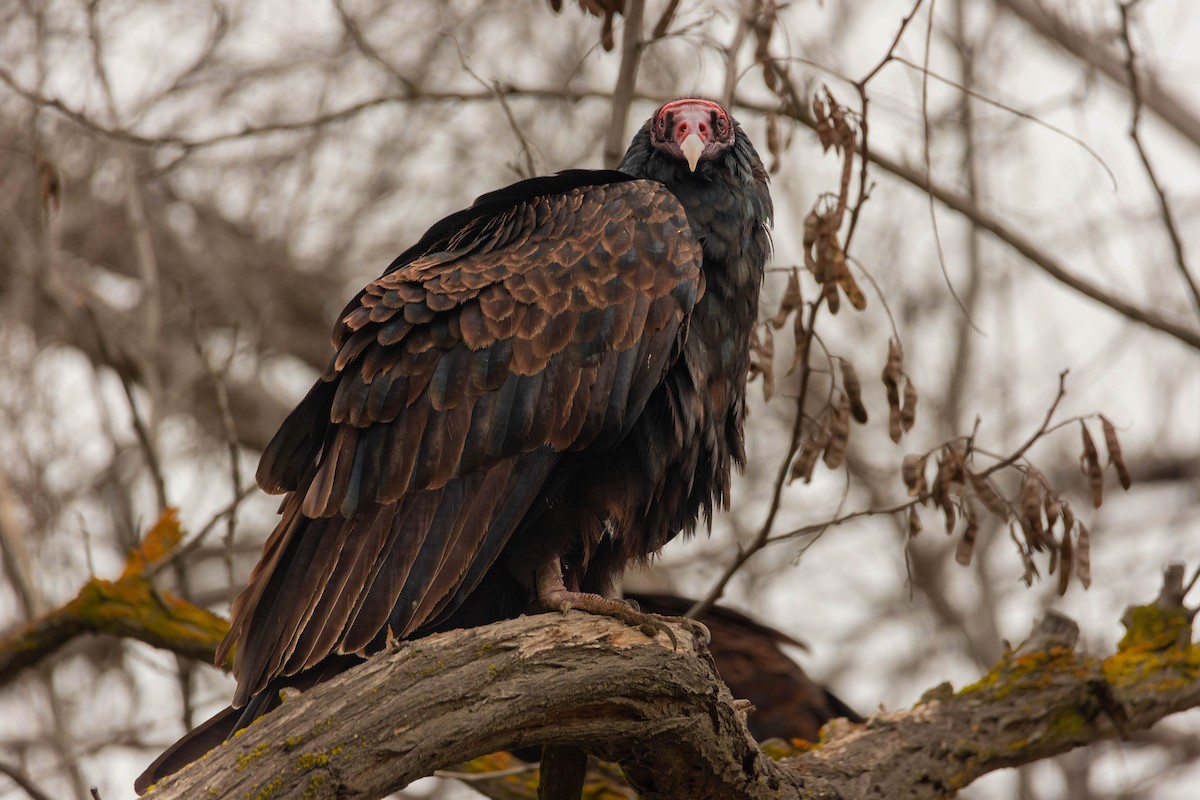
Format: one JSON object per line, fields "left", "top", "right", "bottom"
{"left": 1116, "top": 1, "right": 1200, "bottom": 319}
{"left": 141, "top": 571, "right": 1200, "bottom": 800}
{"left": 995, "top": 0, "right": 1200, "bottom": 150}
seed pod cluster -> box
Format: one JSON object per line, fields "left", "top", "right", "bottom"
{"left": 1078, "top": 418, "right": 1133, "bottom": 509}
{"left": 806, "top": 89, "right": 867, "bottom": 316}
{"left": 882, "top": 339, "right": 917, "bottom": 442}
{"left": 900, "top": 438, "right": 1094, "bottom": 594}
{"left": 802, "top": 205, "right": 866, "bottom": 315}
{"left": 1015, "top": 468, "right": 1092, "bottom": 595}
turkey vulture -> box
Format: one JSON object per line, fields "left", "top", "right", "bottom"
{"left": 626, "top": 592, "right": 861, "bottom": 742}
{"left": 136, "top": 97, "right": 771, "bottom": 792}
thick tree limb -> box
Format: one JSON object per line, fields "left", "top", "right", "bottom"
{"left": 142, "top": 569, "right": 1200, "bottom": 800}
{"left": 0, "top": 510, "right": 229, "bottom": 684}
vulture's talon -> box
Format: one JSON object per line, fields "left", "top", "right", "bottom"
{"left": 640, "top": 616, "right": 679, "bottom": 650}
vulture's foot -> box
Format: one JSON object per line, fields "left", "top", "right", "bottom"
{"left": 535, "top": 565, "right": 678, "bottom": 649}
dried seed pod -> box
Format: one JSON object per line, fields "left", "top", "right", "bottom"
{"left": 1057, "top": 526, "right": 1073, "bottom": 597}
{"left": 883, "top": 345, "right": 905, "bottom": 443}
{"left": 789, "top": 312, "right": 808, "bottom": 375}
{"left": 841, "top": 361, "right": 868, "bottom": 423}
{"left": 1020, "top": 469, "right": 1045, "bottom": 546}
{"left": 1061, "top": 502, "right": 1076, "bottom": 534}
{"left": 968, "top": 471, "right": 1009, "bottom": 519}
{"left": 802, "top": 210, "right": 820, "bottom": 275}
{"left": 943, "top": 501, "right": 957, "bottom": 536}
{"left": 944, "top": 444, "right": 963, "bottom": 472}
{"left": 900, "top": 377, "right": 918, "bottom": 432}
{"left": 828, "top": 243, "right": 867, "bottom": 310}
{"left": 902, "top": 453, "right": 928, "bottom": 498}
{"left": 1044, "top": 490, "right": 1062, "bottom": 535}
{"left": 882, "top": 338, "right": 903, "bottom": 410}
{"left": 1080, "top": 422, "right": 1104, "bottom": 508}
{"left": 790, "top": 436, "right": 823, "bottom": 485}
{"left": 823, "top": 274, "right": 840, "bottom": 314}
{"left": 886, "top": 405, "right": 901, "bottom": 444}
{"left": 930, "top": 454, "right": 949, "bottom": 508}
{"left": 812, "top": 94, "right": 835, "bottom": 152}
{"left": 757, "top": 326, "right": 775, "bottom": 402}
{"left": 956, "top": 504, "right": 978, "bottom": 565}
{"left": 1076, "top": 522, "right": 1091, "bottom": 589}
{"left": 907, "top": 506, "right": 923, "bottom": 538}
{"left": 770, "top": 271, "right": 803, "bottom": 329}
{"left": 1101, "top": 415, "right": 1132, "bottom": 491}
{"left": 1010, "top": 523, "right": 1039, "bottom": 587}
{"left": 823, "top": 396, "right": 851, "bottom": 469}
{"left": 766, "top": 113, "right": 782, "bottom": 173}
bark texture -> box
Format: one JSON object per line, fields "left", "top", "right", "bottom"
{"left": 140, "top": 569, "right": 1200, "bottom": 800}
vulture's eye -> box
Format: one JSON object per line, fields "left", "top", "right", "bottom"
{"left": 716, "top": 115, "right": 727, "bottom": 133}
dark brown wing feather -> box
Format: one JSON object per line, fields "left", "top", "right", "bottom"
{"left": 218, "top": 179, "right": 703, "bottom": 706}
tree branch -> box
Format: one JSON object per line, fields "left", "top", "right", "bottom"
{"left": 141, "top": 569, "right": 1200, "bottom": 800}
{"left": 995, "top": 0, "right": 1200, "bottom": 151}
{"left": 0, "top": 511, "right": 229, "bottom": 685}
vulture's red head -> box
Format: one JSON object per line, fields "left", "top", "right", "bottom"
{"left": 650, "top": 98, "right": 736, "bottom": 172}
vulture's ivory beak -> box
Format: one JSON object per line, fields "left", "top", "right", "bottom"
{"left": 681, "top": 133, "right": 704, "bottom": 172}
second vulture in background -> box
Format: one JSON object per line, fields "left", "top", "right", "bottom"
{"left": 628, "top": 592, "right": 861, "bottom": 742}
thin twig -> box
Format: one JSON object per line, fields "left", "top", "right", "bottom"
{"left": 767, "top": 499, "right": 922, "bottom": 545}
{"left": 918, "top": 0, "right": 980, "bottom": 332}
{"left": 451, "top": 42, "right": 540, "bottom": 179}
{"left": 1116, "top": 1, "right": 1200, "bottom": 319}
{"left": 333, "top": 0, "right": 419, "bottom": 93}
{"left": 79, "top": 301, "right": 169, "bottom": 515}
{"left": 846, "top": 0, "right": 925, "bottom": 249}
{"left": 980, "top": 370, "right": 1069, "bottom": 477}
{"left": 0, "top": 758, "right": 57, "bottom": 800}
{"left": 187, "top": 303, "right": 243, "bottom": 603}
{"left": 145, "top": 482, "right": 258, "bottom": 580}
{"left": 889, "top": 55, "right": 1115, "bottom": 190}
